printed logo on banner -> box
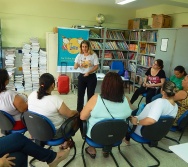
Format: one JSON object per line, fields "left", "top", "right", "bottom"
{"left": 58, "top": 28, "right": 89, "bottom": 72}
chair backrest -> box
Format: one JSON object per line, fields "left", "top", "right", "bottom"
{"left": 91, "top": 119, "right": 128, "bottom": 145}
{"left": 60, "top": 114, "right": 80, "bottom": 140}
{"left": 177, "top": 110, "right": 188, "bottom": 129}
{"left": 141, "top": 116, "right": 174, "bottom": 141}
{"left": 23, "top": 111, "right": 56, "bottom": 141}
{"left": 110, "top": 61, "right": 124, "bottom": 76}
{"left": 0, "top": 110, "right": 15, "bottom": 131}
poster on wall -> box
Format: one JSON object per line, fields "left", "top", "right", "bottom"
{"left": 57, "top": 27, "right": 89, "bottom": 72}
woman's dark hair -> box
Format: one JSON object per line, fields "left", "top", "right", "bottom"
{"left": 80, "top": 40, "right": 94, "bottom": 55}
{"left": 162, "top": 81, "right": 177, "bottom": 97}
{"left": 156, "top": 59, "right": 164, "bottom": 69}
{"left": 37, "top": 73, "right": 55, "bottom": 99}
{"left": 101, "top": 72, "right": 124, "bottom": 102}
{"left": 0, "top": 69, "right": 9, "bottom": 93}
{"left": 174, "top": 65, "right": 187, "bottom": 76}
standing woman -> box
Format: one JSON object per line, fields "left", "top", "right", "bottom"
{"left": 130, "top": 59, "right": 166, "bottom": 104}
{"left": 74, "top": 40, "right": 99, "bottom": 112}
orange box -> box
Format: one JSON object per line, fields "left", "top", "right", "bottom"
{"left": 128, "top": 19, "right": 134, "bottom": 30}
{"left": 152, "top": 14, "right": 172, "bottom": 28}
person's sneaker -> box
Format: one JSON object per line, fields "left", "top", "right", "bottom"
{"left": 48, "top": 148, "right": 70, "bottom": 167}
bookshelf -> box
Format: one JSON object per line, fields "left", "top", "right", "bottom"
{"left": 102, "top": 28, "right": 129, "bottom": 73}
{"left": 135, "top": 29, "right": 158, "bottom": 88}
{"left": 88, "top": 26, "right": 105, "bottom": 73}
{"left": 0, "top": 20, "right": 2, "bottom": 68}
{"left": 127, "top": 30, "right": 139, "bottom": 88}
{"left": 74, "top": 26, "right": 129, "bottom": 73}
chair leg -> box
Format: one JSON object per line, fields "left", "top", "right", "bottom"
{"left": 118, "top": 146, "right": 133, "bottom": 167}
{"left": 109, "top": 151, "right": 119, "bottom": 167}
{"left": 142, "top": 144, "right": 160, "bottom": 167}
{"left": 178, "top": 126, "right": 188, "bottom": 141}
{"left": 81, "top": 140, "right": 86, "bottom": 167}
{"left": 165, "top": 136, "right": 180, "bottom": 144}
{"left": 63, "top": 138, "right": 76, "bottom": 167}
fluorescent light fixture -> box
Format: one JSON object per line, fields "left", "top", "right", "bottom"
{"left": 116, "top": 0, "right": 136, "bottom": 5}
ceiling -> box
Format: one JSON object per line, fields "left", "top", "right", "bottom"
{"left": 61, "top": 0, "right": 188, "bottom": 9}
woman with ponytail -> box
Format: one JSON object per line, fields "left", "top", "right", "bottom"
{"left": 28, "top": 73, "right": 78, "bottom": 139}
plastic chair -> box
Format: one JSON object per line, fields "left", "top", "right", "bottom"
{"left": 128, "top": 116, "right": 179, "bottom": 167}
{"left": 168, "top": 110, "right": 188, "bottom": 142}
{"left": 110, "top": 61, "right": 125, "bottom": 76}
{"left": 0, "top": 110, "right": 27, "bottom": 135}
{"left": 23, "top": 111, "right": 80, "bottom": 167}
{"left": 81, "top": 119, "right": 132, "bottom": 167}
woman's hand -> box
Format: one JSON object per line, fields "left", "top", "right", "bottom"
{"left": 0, "top": 154, "right": 15, "bottom": 167}
{"left": 130, "top": 116, "right": 138, "bottom": 125}
{"left": 84, "top": 73, "right": 89, "bottom": 77}
{"left": 142, "top": 82, "right": 147, "bottom": 87}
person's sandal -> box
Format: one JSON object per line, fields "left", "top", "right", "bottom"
{"left": 85, "top": 147, "right": 96, "bottom": 159}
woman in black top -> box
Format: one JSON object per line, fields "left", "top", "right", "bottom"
{"left": 130, "top": 59, "right": 166, "bottom": 104}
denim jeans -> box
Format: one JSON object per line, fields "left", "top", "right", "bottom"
{"left": 0, "top": 133, "right": 56, "bottom": 167}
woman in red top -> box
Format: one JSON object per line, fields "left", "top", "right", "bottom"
{"left": 130, "top": 59, "right": 166, "bottom": 104}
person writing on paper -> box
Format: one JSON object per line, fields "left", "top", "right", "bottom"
{"left": 74, "top": 40, "right": 99, "bottom": 112}
{"left": 0, "top": 133, "right": 70, "bottom": 167}
{"left": 0, "top": 69, "right": 28, "bottom": 130}
{"left": 80, "top": 72, "right": 132, "bottom": 158}
{"left": 130, "top": 59, "right": 166, "bottom": 104}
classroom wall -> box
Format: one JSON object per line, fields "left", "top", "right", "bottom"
{"left": 136, "top": 5, "right": 188, "bottom": 28}
{"left": 0, "top": 0, "right": 135, "bottom": 48}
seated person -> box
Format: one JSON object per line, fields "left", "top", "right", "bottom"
{"left": 126, "top": 81, "right": 178, "bottom": 141}
{"left": 80, "top": 72, "right": 132, "bottom": 158}
{"left": 152, "top": 65, "right": 187, "bottom": 101}
{"left": 28, "top": 73, "right": 78, "bottom": 147}
{"left": 0, "top": 133, "right": 70, "bottom": 167}
{"left": 130, "top": 59, "right": 166, "bottom": 105}
{"left": 173, "top": 75, "right": 188, "bottom": 126}
{"left": 0, "top": 69, "right": 28, "bottom": 130}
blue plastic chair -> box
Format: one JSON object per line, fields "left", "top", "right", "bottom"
{"left": 169, "top": 110, "right": 188, "bottom": 142}
{"left": 81, "top": 119, "right": 132, "bottom": 167}
{"left": 110, "top": 61, "right": 125, "bottom": 76}
{"left": 0, "top": 110, "right": 27, "bottom": 135}
{"left": 128, "top": 116, "right": 179, "bottom": 167}
{"left": 23, "top": 111, "right": 80, "bottom": 167}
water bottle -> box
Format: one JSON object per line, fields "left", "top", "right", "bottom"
{"left": 124, "top": 70, "right": 129, "bottom": 79}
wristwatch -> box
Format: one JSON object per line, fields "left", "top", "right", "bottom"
{"left": 136, "top": 118, "right": 139, "bottom": 125}
{"left": 134, "top": 116, "right": 139, "bottom": 125}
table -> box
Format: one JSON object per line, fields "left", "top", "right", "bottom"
{"left": 169, "top": 143, "right": 188, "bottom": 163}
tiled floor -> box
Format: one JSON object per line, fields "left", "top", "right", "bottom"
{"left": 2, "top": 88, "right": 188, "bottom": 167}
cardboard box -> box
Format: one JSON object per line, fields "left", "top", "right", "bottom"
{"left": 128, "top": 19, "right": 134, "bottom": 30}
{"left": 133, "top": 18, "right": 148, "bottom": 29}
{"left": 152, "top": 14, "right": 172, "bottom": 28}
